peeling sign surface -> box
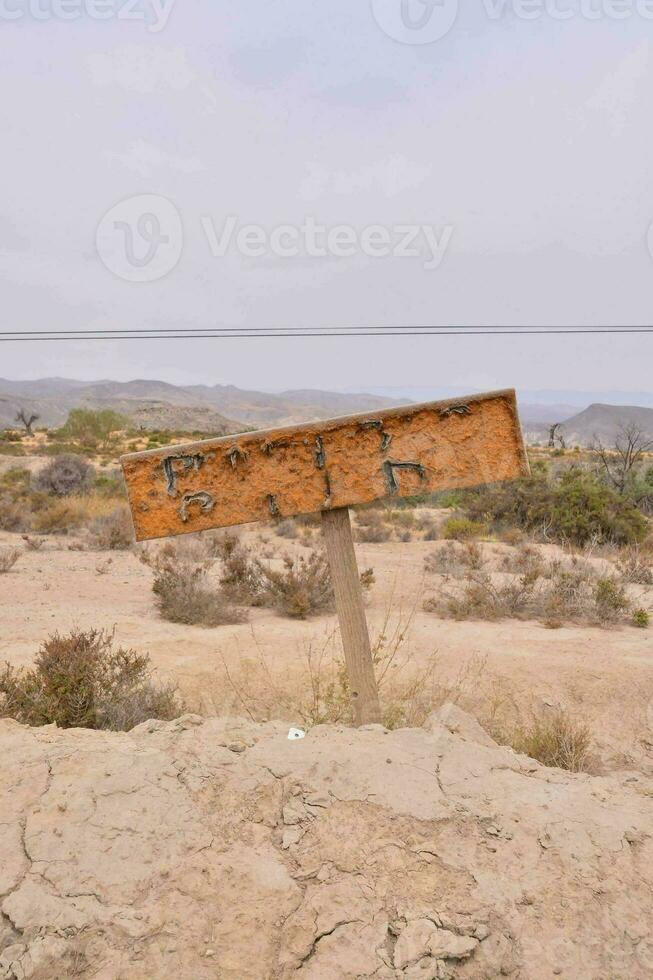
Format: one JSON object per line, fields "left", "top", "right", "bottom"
{"left": 121, "top": 389, "right": 529, "bottom": 541}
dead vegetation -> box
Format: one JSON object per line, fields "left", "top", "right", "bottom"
{"left": 0, "top": 628, "right": 182, "bottom": 730}
{"left": 496, "top": 709, "right": 593, "bottom": 773}
{"left": 424, "top": 541, "right": 648, "bottom": 629}
{"left": 144, "top": 547, "right": 247, "bottom": 628}
{"left": 0, "top": 547, "right": 20, "bottom": 573}
{"left": 220, "top": 601, "right": 487, "bottom": 730}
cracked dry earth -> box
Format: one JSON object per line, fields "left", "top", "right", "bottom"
{"left": 1, "top": 706, "right": 652, "bottom": 980}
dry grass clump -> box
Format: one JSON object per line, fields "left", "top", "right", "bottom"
{"left": 0, "top": 547, "right": 20, "bottom": 573}
{"left": 502, "top": 709, "right": 592, "bottom": 772}
{"left": 424, "top": 540, "right": 486, "bottom": 578}
{"left": 355, "top": 510, "right": 392, "bottom": 543}
{"left": 89, "top": 506, "right": 134, "bottom": 551}
{"left": 0, "top": 628, "right": 182, "bottom": 731}
{"left": 220, "top": 604, "right": 485, "bottom": 730}
{"left": 144, "top": 547, "right": 247, "bottom": 627}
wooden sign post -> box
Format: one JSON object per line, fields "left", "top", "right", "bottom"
{"left": 121, "top": 389, "right": 529, "bottom": 727}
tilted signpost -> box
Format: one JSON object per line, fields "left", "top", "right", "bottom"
{"left": 121, "top": 389, "right": 529, "bottom": 727}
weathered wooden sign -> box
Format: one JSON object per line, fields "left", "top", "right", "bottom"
{"left": 121, "top": 390, "right": 528, "bottom": 541}
{"left": 121, "top": 389, "right": 529, "bottom": 727}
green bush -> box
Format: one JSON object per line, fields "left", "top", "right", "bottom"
{"left": 58, "top": 408, "right": 127, "bottom": 450}
{"left": 442, "top": 516, "right": 485, "bottom": 541}
{"left": 633, "top": 608, "right": 650, "bottom": 629}
{"left": 465, "top": 469, "right": 647, "bottom": 546}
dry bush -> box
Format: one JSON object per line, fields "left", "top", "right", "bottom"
{"left": 500, "top": 527, "right": 525, "bottom": 546}
{"left": 145, "top": 549, "right": 247, "bottom": 627}
{"left": 0, "top": 628, "right": 182, "bottom": 731}
{"left": 425, "top": 562, "right": 637, "bottom": 629}
{"left": 274, "top": 518, "right": 299, "bottom": 539}
{"left": 616, "top": 547, "right": 653, "bottom": 585}
{"left": 220, "top": 540, "right": 267, "bottom": 606}
{"left": 0, "top": 548, "right": 20, "bottom": 573}
{"left": 0, "top": 496, "right": 25, "bottom": 531}
{"left": 442, "top": 516, "right": 486, "bottom": 541}
{"left": 30, "top": 498, "right": 85, "bottom": 534}
{"left": 355, "top": 510, "right": 392, "bottom": 543}
{"left": 499, "top": 543, "right": 546, "bottom": 577}
{"left": 33, "top": 454, "right": 94, "bottom": 497}
{"left": 501, "top": 709, "right": 592, "bottom": 772}
{"left": 424, "top": 540, "right": 486, "bottom": 578}
{"left": 388, "top": 510, "right": 417, "bottom": 529}
{"left": 89, "top": 506, "right": 134, "bottom": 551}
{"left": 21, "top": 534, "right": 45, "bottom": 551}
{"left": 256, "top": 551, "right": 335, "bottom": 619}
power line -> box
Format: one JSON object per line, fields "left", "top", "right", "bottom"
{"left": 1, "top": 326, "right": 653, "bottom": 342}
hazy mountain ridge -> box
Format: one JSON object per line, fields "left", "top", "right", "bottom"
{"left": 0, "top": 378, "right": 408, "bottom": 433}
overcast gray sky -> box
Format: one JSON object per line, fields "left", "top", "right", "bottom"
{"left": 1, "top": 1, "right": 652, "bottom": 392}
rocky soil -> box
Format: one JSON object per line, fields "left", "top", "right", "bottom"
{"left": 1, "top": 705, "right": 652, "bottom": 980}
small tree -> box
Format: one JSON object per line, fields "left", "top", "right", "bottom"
{"left": 14, "top": 408, "right": 40, "bottom": 437}
{"left": 60, "top": 408, "right": 127, "bottom": 449}
{"left": 591, "top": 423, "right": 653, "bottom": 496}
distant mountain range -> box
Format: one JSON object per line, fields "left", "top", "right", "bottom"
{"left": 0, "top": 378, "right": 407, "bottom": 433}
{"left": 1, "top": 379, "right": 652, "bottom": 447}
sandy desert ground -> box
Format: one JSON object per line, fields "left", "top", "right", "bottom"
{"left": 1, "top": 521, "right": 652, "bottom": 774}
{"left": 1, "top": 513, "right": 653, "bottom": 980}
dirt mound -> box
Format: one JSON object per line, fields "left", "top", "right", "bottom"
{"left": 1, "top": 707, "right": 652, "bottom": 980}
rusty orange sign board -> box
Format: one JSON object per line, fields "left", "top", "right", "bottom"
{"left": 121, "top": 389, "right": 529, "bottom": 542}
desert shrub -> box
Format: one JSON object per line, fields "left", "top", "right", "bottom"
{"left": 0, "top": 628, "right": 181, "bottom": 730}
{"left": 93, "top": 470, "right": 126, "bottom": 499}
{"left": 219, "top": 541, "right": 267, "bottom": 605}
{"left": 616, "top": 547, "right": 653, "bottom": 585}
{"left": 89, "top": 506, "right": 134, "bottom": 550}
{"left": 21, "top": 535, "right": 45, "bottom": 551}
{"left": 396, "top": 529, "right": 413, "bottom": 542}
{"left": 424, "top": 541, "right": 486, "bottom": 578}
{"left": 31, "top": 498, "right": 84, "bottom": 533}
{"left": 256, "top": 551, "right": 335, "bottom": 619}
{"left": 355, "top": 510, "right": 392, "bottom": 543}
{"left": 274, "top": 518, "right": 298, "bottom": 539}
{"left": 0, "top": 548, "right": 20, "bottom": 573}
{"left": 593, "top": 578, "right": 629, "bottom": 624}
{"left": 0, "top": 496, "right": 25, "bottom": 531}
{"left": 33, "top": 454, "right": 94, "bottom": 497}
{"left": 425, "top": 562, "right": 633, "bottom": 629}
{"left": 505, "top": 710, "right": 592, "bottom": 772}
{"left": 465, "top": 469, "right": 647, "bottom": 546}
{"left": 148, "top": 550, "right": 246, "bottom": 627}
{"left": 441, "top": 516, "right": 485, "bottom": 541}
{"left": 633, "top": 608, "right": 650, "bottom": 628}
{"left": 500, "top": 544, "right": 546, "bottom": 577}
{"left": 500, "top": 527, "right": 525, "bottom": 546}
